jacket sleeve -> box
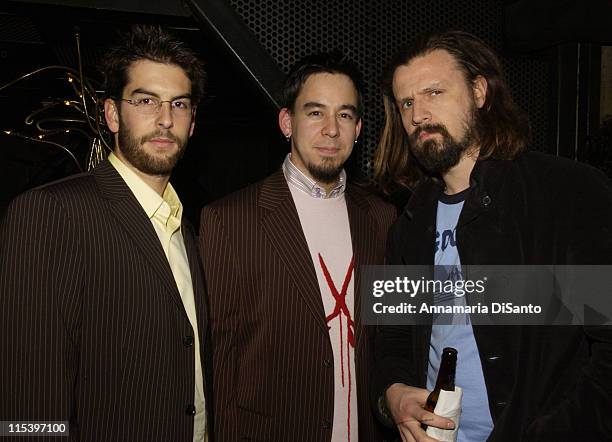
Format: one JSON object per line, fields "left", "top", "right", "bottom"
{"left": 526, "top": 167, "right": 612, "bottom": 440}
{"left": 199, "top": 205, "right": 241, "bottom": 442}
{"left": 370, "top": 218, "right": 422, "bottom": 428}
{"left": 0, "top": 189, "right": 83, "bottom": 425}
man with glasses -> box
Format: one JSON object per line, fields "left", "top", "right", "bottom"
{"left": 0, "top": 25, "right": 211, "bottom": 441}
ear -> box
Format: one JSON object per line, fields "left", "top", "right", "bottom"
{"left": 278, "top": 107, "right": 292, "bottom": 138}
{"left": 355, "top": 117, "right": 363, "bottom": 140}
{"left": 104, "top": 98, "right": 120, "bottom": 133}
{"left": 189, "top": 106, "right": 197, "bottom": 137}
{"left": 472, "top": 75, "right": 488, "bottom": 109}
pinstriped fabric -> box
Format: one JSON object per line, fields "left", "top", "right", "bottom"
{"left": 0, "top": 160, "right": 212, "bottom": 442}
{"left": 199, "top": 169, "right": 396, "bottom": 441}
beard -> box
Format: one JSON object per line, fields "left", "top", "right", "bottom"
{"left": 306, "top": 158, "right": 345, "bottom": 184}
{"left": 117, "top": 123, "right": 187, "bottom": 176}
{"left": 408, "top": 111, "right": 479, "bottom": 176}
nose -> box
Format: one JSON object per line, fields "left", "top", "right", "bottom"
{"left": 156, "top": 101, "right": 174, "bottom": 129}
{"left": 322, "top": 114, "right": 339, "bottom": 138}
{"left": 411, "top": 100, "right": 431, "bottom": 126}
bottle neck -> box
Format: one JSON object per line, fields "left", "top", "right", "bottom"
{"left": 435, "top": 351, "right": 457, "bottom": 391}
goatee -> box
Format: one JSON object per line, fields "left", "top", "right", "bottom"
{"left": 307, "top": 160, "right": 344, "bottom": 185}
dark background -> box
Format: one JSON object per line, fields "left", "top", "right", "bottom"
{"left": 1, "top": 0, "right": 611, "bottom": 226}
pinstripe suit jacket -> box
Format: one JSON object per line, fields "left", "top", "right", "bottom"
{"left": 199, "top": 169, "right": 396, "bottom": 441}
{"left": 0, "top": 160, "right": 213, "bottom": 442}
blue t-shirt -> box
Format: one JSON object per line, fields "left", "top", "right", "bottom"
{"left": 427, "top": 188, "right": 494, "bottom": 441}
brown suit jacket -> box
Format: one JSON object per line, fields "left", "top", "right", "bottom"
{"left": 199, "top": 169, "right": 395, "bottom": 441}
{"left": 0, "top": 160, "right": 213, "bottom": 441}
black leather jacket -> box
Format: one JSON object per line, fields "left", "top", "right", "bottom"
{"left": 372, "top": 151, "right": 612, "bottom": 441}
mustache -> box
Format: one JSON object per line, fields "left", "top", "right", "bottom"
{"left": 140, "top": 131, "right": 179, "bottom": 143}
{"left": 410, "top": 124, "right": 452, "bottom": 143}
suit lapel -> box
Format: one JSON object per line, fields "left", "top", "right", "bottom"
{"left": 259, "top": 170, "right": 328, "bottom": 334}
{"left": 182, "top": 221, "right": 208, "bottom": 334}
{"left": 93, "top": 160, "right": 186, "bottom": 316}
{"left": 345, "top": 185, "right": 378, "bottom": 350}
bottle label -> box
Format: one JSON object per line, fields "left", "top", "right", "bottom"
{"left": 426, "top": 387, "right": 462, "bottom": 442}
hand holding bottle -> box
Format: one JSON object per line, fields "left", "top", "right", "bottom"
{"left": 385, "top": 383, "right": 455, "bottom": 442}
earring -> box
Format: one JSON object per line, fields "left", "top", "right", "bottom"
{"left": 285, "top": 134, "right": 291, "bottom": 142}
{"left": 354, "top": 139, "right": 358, "bottom": 144}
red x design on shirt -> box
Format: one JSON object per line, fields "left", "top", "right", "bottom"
{"left": 319, "top": 253, "right": 355, "bottom": 441}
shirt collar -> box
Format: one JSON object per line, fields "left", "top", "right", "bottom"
{"left": 282, "top": 153, "right": 346, "bottom": 199}
{"left": 108, "top": 152, "right": 183, "bottom": 225}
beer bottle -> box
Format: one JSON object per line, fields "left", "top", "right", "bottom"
{"left": 421, "top": 347, "right": 457, "bottom": 430}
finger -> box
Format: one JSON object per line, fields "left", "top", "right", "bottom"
{"left": 396, "top": 410, "right": 453, "bottom": 430}
{"left": 396, "top": 401, "right": 431, "bottom": 426}
{"left": 418, "top": 410, "right": 455, "bottom": 430}
{"left": 404, "top": 419, "right": 442, "bottom": 442}
{"left": 399, "top": 421, "right": 435, "bottom": 442}
{"left": 398, "top": 423, "right": 417, "bottom": 442}
{"left": 397, "top": 415, "right": 421, "bottom": 426}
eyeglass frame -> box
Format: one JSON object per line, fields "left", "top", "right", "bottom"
{"left": 113, "top": 95, "right": 196, "bottom": 117}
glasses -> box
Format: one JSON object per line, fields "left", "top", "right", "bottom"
{"left": 117, "top": 97, "right": 194, "bottom": 117}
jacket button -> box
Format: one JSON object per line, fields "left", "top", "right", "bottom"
{"left": 481, "top": 194, "right": 492, "bottom": 207}
{"left": 322, "top": 419, "right": 331, "bottom": 429}
{"left": 323, "top": 359, "right": 332, "bottom": 367}
{"left": 186, "top": 404, "right": 196, "bottom": 416}
{"left": 183, "top": 335, "right": 194, "bottom": 347}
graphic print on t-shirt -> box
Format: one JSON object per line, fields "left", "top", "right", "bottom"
{"left": 319, "top": 254, "right": 355, "bottom": 441}
{"left": 428, "top": 189, "right": 494, "bottom": 442}
{"left": 287, "top": 180, "right": 358, "bottom": 442}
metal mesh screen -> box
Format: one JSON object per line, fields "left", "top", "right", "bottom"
{"left": 228, "top": 0, "right": 553, "bottom": 177}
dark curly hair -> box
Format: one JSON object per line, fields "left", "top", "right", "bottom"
{"left": 102, "top": 25, "right": 206, "bottom": 104}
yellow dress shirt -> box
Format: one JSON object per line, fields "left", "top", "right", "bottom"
{"left": 109, "top": 153, "right": 206, "bottom": 442}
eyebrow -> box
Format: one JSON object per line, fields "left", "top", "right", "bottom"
{"left": 421, "top": 84, "right": 443, "bottom": 94}
{"left": 302, "top": 102, "right": 358, "bottom": 113}
{"left": 396, "top": 82, "right": 444, "bottom": 103}
{"left": 130, "top": 88, "right": 192, "bottom": 101}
